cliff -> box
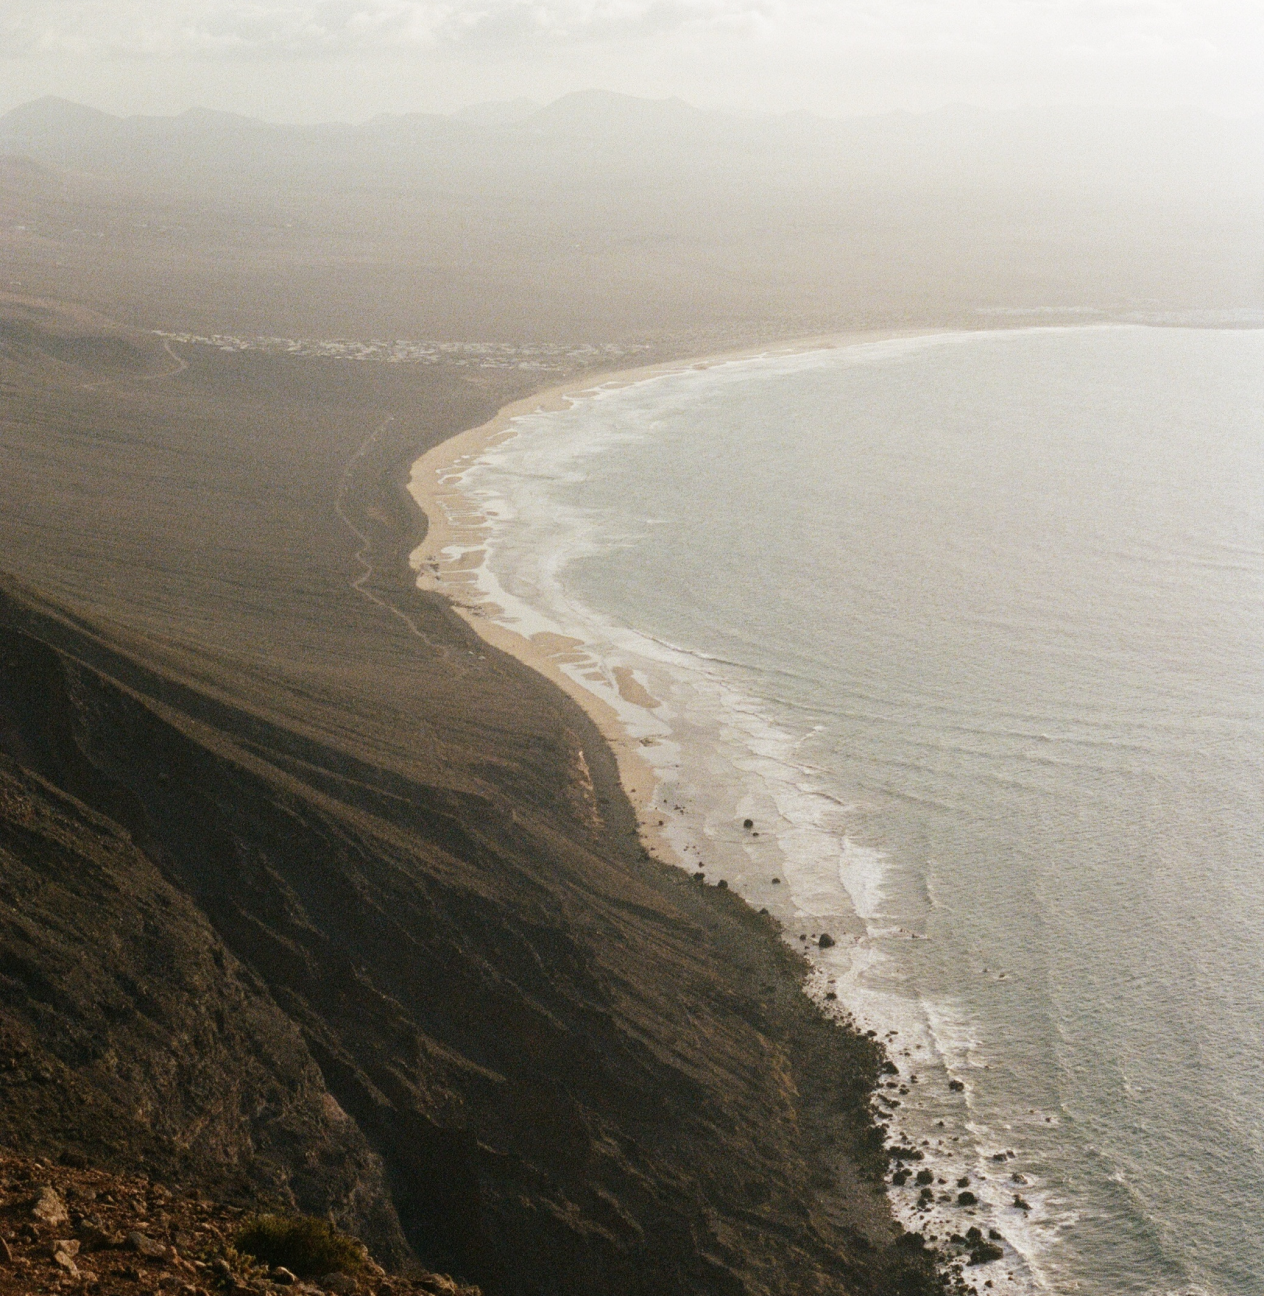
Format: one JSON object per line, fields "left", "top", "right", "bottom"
{"left": 0, "top": 296, "right": 944, "bottom": 1294}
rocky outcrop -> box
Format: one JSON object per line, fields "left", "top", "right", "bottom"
{"left": 0, "top": 1150, "right": 469, "bottom": 1295}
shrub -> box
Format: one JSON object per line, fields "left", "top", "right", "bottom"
{"left": 234, "top": 1214, "right": 367, "bottom": 1278}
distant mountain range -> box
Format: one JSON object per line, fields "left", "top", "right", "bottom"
{"left": 4, "top": 89, "right": 1261, "bottom": 190}
{"left": 2, "top": 89, "right": 1260, "bottom": 342}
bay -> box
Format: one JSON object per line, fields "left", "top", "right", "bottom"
{"left": 452, "top": 325, "right": 1264, "bottom": 1295}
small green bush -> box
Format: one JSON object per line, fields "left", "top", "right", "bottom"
{"left": 234, "top": 1214, "right": 367, "bottom": 1278}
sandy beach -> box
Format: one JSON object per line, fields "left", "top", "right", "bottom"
{"left": 14, "top": 81, "right": 1255, "bottom": 1296}
{"left": 406, "top": 327, "right": 946, "bottom": 870}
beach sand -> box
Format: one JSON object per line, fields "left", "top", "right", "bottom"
{"left": 406, "top": 327, "right": 945, "bottom": 869}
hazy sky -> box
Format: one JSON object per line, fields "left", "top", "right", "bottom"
{"left": 1, "top": 1, "right": 1262, "bottom": 122}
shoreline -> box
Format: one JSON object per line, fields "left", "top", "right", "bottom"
{"left": 402, "top": 322, "right": 1057, "bottom": 1294}
{"left": 405, "top": 326, "right": 950, "bottom": 872}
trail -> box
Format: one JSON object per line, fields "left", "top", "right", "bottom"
{"left": 81, "top": 338, "right": 189, "bottom": 390}
{"left": 140, "top": 338, "right": 190, "bottom": 380}
{"left": 334, "top": 414, "right": 469, "bottom": 669}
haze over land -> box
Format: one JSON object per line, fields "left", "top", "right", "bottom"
{"left": 3, "top": 92, "right": 1262, "bottom": 349}
{"left": 3, "top": 0, "right": 1262, "bottom": 120}
{"left": 1, "top": 3, "right": 1262, "bottom": 1291}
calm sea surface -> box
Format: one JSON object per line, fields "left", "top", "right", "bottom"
{"left": 448, "top": 326, "right": 1264, "bottom": 1295}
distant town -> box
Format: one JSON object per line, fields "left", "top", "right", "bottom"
{"left": 154, "top": 330, "right": 654, "bottom": 371}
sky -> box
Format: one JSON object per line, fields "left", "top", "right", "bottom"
{"left": 1, "top": 0, "right": 1262, "bottom": 122}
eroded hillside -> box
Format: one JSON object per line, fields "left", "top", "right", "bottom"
{"left": 0, "top": 300, "right": 947, "bottom": 1294}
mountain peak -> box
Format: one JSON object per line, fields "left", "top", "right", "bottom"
{"left": 0, "top": 96, "right": 119, "bottom": 136}
{"left": 522, "top": 89, "right": 715, "bottom": 135}
{"left": 451, "top": 98, "right": 541, "bottom": 127}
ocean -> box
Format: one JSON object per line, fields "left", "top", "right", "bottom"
{"left": 427, "top": 325, "right": 1264, "bottom": 1295}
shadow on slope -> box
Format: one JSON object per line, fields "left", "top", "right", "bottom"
{"left": 0, "top": 574, "right": 945, "bottom": 1296}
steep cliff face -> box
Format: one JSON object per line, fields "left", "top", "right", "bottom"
{"left": 0, "top": 753, "right": 409, "bottom": 1266}
{"left": 0, "top": 298, "right": 944, "bottom": 1295}
{"left": 0, "top": 584, "right": 940, "bottom": 1296}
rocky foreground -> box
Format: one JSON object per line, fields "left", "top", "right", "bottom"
{"left": 0, "top": 1152, "right": 476, "bottom": 1296}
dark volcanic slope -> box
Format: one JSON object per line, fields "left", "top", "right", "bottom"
{"left": 0, "top": 300, "right": 943, "bottom": 1294}
{"left": 0, "top": 754, "right": 409, "bottom": 1265}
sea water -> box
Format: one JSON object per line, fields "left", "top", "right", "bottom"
{"left": 433, "top": 326, "right": 1264, "bottom": 1295}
